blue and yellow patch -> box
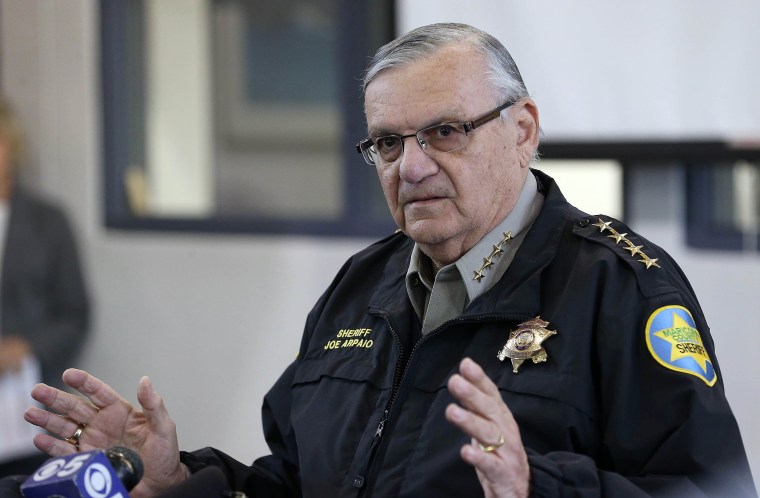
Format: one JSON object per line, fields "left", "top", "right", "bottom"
{"left": 645, "top": 305, "right": 717, "bottom": 386}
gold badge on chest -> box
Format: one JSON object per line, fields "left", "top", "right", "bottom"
{"left": 497, "top": 317, "right": 557, "bottom": 373}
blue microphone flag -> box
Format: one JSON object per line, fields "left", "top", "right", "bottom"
{"left": 20, "top": 450, "right": 130, "bottom": 498}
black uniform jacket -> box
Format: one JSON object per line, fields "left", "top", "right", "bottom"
{"left": 183, "top": 171, "right": 756, "bottom": 497}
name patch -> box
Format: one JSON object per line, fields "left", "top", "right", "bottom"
{"left": 645, "top": 305, "right": 717, "bottom": 386}
{"left": 324, "top": 328, "right": 374, "bottom": 350}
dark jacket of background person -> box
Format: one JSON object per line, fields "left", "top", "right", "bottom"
{"left": 1, "top": 186, "right": 90, "bottom": 388}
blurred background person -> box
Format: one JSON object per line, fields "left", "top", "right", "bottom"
{"left": 0, "top": 96, "right": 90, "bottom": 476}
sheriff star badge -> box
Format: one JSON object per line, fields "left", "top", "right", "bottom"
{"left": 497, "top": 317, "right": 557, "bottom": 373}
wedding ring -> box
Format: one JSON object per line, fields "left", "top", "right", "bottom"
{"left": 65, "top": 423, "right": 86, "bottom": 450}
{"left": 477, "top": 432, "right": 505, "bottom": 453}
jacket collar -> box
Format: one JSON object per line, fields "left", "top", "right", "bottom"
{"left": 368, "top": 169, "right": 584, "bottom": 323}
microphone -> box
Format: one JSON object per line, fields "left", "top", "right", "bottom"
{"left": 20, "top": 446, "right": 143, "bottom": 498}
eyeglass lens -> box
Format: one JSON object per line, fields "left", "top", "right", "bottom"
{"left": 373, "top": 122, "right": 468, "bottom": 163}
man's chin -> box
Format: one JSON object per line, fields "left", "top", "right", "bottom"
{"left": 404, "top": 220, "right": 452, "bottom": 246}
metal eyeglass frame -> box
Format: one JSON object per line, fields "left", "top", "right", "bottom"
{"left": 355, "top": 100, "right": 516, "bottom": 166}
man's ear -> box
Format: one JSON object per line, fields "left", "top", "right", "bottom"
{"left": 514, "top": 98, "right": 540, "bottom": 167}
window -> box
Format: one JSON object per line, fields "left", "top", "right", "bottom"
{"left": 536, "top": 159, "right": 623, "bottom": 219}
{"left": 539, "top": 142, "right": 760, "bottom": 253}
{"left": 688, "top": 159, "right": 760, "bottom": 252}
{"left": 102, "top": 0, "right": 395, "bottom": 236}
{"left": 538, "top": 141, "right": 760, "bottom": 242}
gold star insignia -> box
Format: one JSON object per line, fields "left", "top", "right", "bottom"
{"left": 639, "top": 256, "right": 661, "bottom": 269}
{"left": 592, "top": 219, "right": 613, "bottom": 233}
{"left": 589, "top": 219, "right": 661, "bottom": 270}
{"left": 473, "top": 230, "right": 514, "bottom": 284}
{"left": 607, "top": 232, "right": 628, "bottom": 244}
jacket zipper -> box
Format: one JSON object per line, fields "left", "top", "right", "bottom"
{"left": 351, "top": 313, "right": 403, "bottom": 492}
{"left": 354, "top": 311, "right": 532, "bottom": 496}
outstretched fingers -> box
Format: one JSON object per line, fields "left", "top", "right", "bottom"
{"left": 61, "top": 368, "right": 130, "bottom": 410}
{"left": 24, "top": 414, "right": 82, "bottom": 458}
{"left": 453, "top": 358, "right": 507, "bottom": 418}
{"left": 25, "top": 369, "right": 139, "bottom": 456}
{"left": 136, "top": 376, "right": 177, "bottom": 437}
{"left": 132, "top": 376, "right": 186, "bottom": 494}
{"left": 25, "top": 407, "right": 82, "bottom": 440}
{"left": 29, "top": 383, "right": 99, "bottom": 426}
{"left": 28, "top": 369, "right": 129, "bottom": 428}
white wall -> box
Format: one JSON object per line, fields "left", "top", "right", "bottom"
{"left": 398, "top": 0, "right": 760, "bottom": 142}
{"left": 2, "top": 0, "right": 758, "bottom": 483}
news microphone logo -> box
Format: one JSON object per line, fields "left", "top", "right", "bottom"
{"left": 21, "top": 447, "right": 142, "bottom": 498}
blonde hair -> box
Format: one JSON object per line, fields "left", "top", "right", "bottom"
{"left": 0, "top": 96, "right": 25, "bottom": 170}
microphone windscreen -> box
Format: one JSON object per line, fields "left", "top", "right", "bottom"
{"left": 156, "top": 466, "right": 230, "bottom": 498}
{"left": 105, "top": 446, "right": 144, "bottom": 490}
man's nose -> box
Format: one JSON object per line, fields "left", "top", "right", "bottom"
{"left": 398, "top": 135, "right": 437, "bottom": 183}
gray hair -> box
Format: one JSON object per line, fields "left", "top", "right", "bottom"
{"left": 362, "top": 23, "right": 529, "bottom": 105}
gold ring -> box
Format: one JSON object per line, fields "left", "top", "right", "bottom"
{"left": 477, "top": 433, "right": 505, "bottom": 453}
{"left": 64, "top": 424, "right": 85, "bottom": 449}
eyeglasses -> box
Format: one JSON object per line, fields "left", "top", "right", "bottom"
{"left": 355, "top": 101, "right": 515, "bottom": 166}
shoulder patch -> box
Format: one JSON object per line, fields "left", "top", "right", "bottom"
{"left": 645, "top": 305, "right": 717, "bottom": 386}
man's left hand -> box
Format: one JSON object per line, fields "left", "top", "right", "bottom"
{"left": 445, "top": 357, "right": 530, "bottom": 498}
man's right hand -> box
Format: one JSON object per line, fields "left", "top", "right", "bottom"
{"left": 24, "top": 369, "right": 187, "bottom": 498}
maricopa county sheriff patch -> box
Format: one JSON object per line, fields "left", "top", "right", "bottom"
{"left": 645, "top": 305, "right": 717, "bottom": 386}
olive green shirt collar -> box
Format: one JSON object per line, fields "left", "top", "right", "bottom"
{"left": 405, "top": 171, "right": 544, "bottom": 327}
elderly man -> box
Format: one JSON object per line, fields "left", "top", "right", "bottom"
{"left": 23, "top": 23, "right": 756, "bottom": 497}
